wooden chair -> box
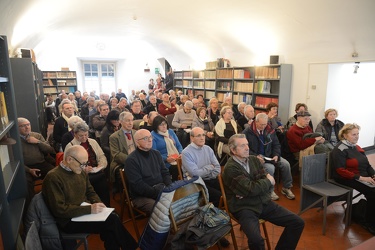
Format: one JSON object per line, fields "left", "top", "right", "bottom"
{"left": 132, "top": 119, "right": 143, "bottom": 130}
{"left": 176, "top": 157, "right": 183, "bottom": 180}
{"left": 169, "top": 182, "right": 231, "bottom": 249}
{"left": 119, "top": 169, "right": 148, "bottom": 239}
{"left": 165, "top": 114, "right": 176, "bottom": 131}
{"left": 218, "top": 174, "right": 271, "bottom": 250}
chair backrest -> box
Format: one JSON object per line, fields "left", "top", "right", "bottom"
{"left": 165, "top": 114, "right": 176, "bottom": 130}
{"left": 217, "top": 174, "right": 230, "bottom": 215}
{"left": 119, "top": 169, "right": 132, "bottom": 206}
{"left": 327, "top": 151, "right": 335, "bottom": 181}
{"left": 132, "top": 119, "right": 143, "bottom": 130}
{"left": 301, "top": 153, "right": 327, "bottom": 185}
{"left": 176, "top": 157, "right": 183, "bottom": 180}
{"left": 169, "top": 182, "right": 208, "bottom": 232}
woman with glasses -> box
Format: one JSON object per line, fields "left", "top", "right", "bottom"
{"left": 215, "top": 106, "right": 238, "bottom": 160}
{"left": 65, "top": 121, "right": 110, "bottom": 206}
{"left": 151, "top": 116, "right": 183, "bottom": 181}
{"left": 192, "top": 106, "right": 215, "bottom": 148}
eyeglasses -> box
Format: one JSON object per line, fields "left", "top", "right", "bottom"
{"left": 192, "top": 133, "right": 205, "bottom": 138}
{"left": 70, "top": 156, "right": 89, "bottom": 169}
{"left": 137, "top": 135, "right": 153, "bottom": 141}
{"left": 19, "top": 123, "right": 30, "bottom": 128}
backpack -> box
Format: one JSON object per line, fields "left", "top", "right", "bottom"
{"left": 351, "top": 199, "right": 367, "bottom": 224}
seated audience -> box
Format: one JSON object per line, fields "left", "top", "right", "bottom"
{"left": 139, "top": 92, "right": 148, "bottom": 107}
{"left": 286, "top": 103, "right": 314, "bottom": 130}
{"left": 172, "top": 101, "right": 196, "bottom": 148}
{"left": 80, "top": 97, "right": 95, "bottom": 123}
{"left": 130, "top": 99, "right": 146, "bottom": 120}
{"left": 237, "top": 105, "right": 255, "bottom": 130}
{"left": 92, "top": 103, "right": 110, "bottom": 140}
{"left": 61, "top": 116, "right": 84, "bottom": 151}
{"left": 215, "top": 106, "right": 238, "bottom": 159}
{"left": 115, "top": 88, "right": 127, "bottom": 101}
{"left": 53, "top": 100, "right": 75, "bottom": 150}
{"left": 45, "top": 94, "right": 56, "bottom": 124}
{"left": 43, "top": 145, "right": 137, "bottom": 250}
{"left": 243, "top": 113, "right": 295, "bottom": 201}
{"left": 223, "top": 95, "right": 239, "bottom": 119}
{"left": 68, "top": 92, "right": 79, "bottom": 114}
{"left": 19, "top": 118, "right": 55, "bottom": 208}
{"left": 158, "top": 93, "right": 177, "bottom": 116}
{"left": 125, "top": 129, "right": 172, "bottom": 215}
{"left": 139, "top": 111, "right": 158, "bottom": 131}
{"left": 222, "top": 134, "right": 304, "bottom": 250}
{"left": 151, "top": 116, "right": 183, "bottom": 181}
{"left": 65, "top": 122, "right": 110, "bottom": 206}
{"left": 182, "top": 127, "right": 221, "bottom": 206}
{"left": 235, "top": 102, "right": 246, "bottom": 121}
{"left": 266, "top": 102, "right": 284, "bottom": 133}
{"left": 191, "top": 98, "right": 201, "bottom": 110}
{"left": 109, "top": 97, "right": 118, "bottom": 110}
{"left": 143, "top": 94, "right": 159, "bottom": 114}
{"left": 114, "top": 97, "right": 130, "bottom": 113}
{"left": 192, "top": 106, "right": 215, "bottom": 148}
{"left": 315, "top": 108, "right": 344, "bottom": 150}
{"left": 331, "top": 123, "right": 375, "bottom": 234}
{"left": 177, "top": 94, "right": 188, "bottom": 109}
{"left": 207, "top": 97, "right": 220, "bottom": 125}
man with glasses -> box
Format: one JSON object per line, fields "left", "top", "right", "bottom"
{"left": 124, "top": 129, "right": 172, "bottom": 215}
{"left": 42, "top": 145, "right": 138, "bottom": 250}
{"left": 18, "top": 117, "right": 56, "bottom": 208}
{"left": 243, "top": 113, "right": 295, "bottom": 200}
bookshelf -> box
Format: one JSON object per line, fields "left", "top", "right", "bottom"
{"left": 0, "top": 35, "right": 27, "bottom": 250}
{"left": 173, "top": 64, "right": 292, "bottom": 123}
{"left": 42, "top": 70, "right": 77, "bottom": 98}
{"left": 10, "top": 58, "right": 48, "bottom": 138}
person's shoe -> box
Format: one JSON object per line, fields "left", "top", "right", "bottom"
{"left": 270, "top": 191, "right": 279, "bottom": 201}
{"left": 219, "top": 238, "right": 230, "bottom": 247}
{"left": 281, "top": 187, "right": 295, "bottom": 200}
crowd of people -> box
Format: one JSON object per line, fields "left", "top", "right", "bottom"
{"left": 20, "top": 75, "right": 375, "bottom": 249}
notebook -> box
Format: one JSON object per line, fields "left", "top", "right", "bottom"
{"left": 356, "top": 179, "right": 375, "bottom": 188}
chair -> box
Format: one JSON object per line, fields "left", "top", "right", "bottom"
{"left": 60, "top": 232, "right": 89, "bottom": 250}
{"left": 218, "top": 174, "right": 271, "bottom": 250}
{"left": 176, "top": 157, "right": 183, "bottom": 180}
{"left": 165, "top": 114, "right": 176, "bottom": 131}
{"left": 119, "top": 169, "right": 148, "bottom": 239}
{"left": 299, "top": 153, "right": 352, "bottom": 235}
{"left": 132, "top": 119, "right": 143, "bottom": 130}
{"left": 169, "top": 182, "right": 231, "bottom": 249}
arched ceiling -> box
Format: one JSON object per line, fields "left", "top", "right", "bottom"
{"left": 0, "top": 0, "right": 374, "bottom": 69}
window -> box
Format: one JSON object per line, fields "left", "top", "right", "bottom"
{"left": 83, "top": 62, "right": 116, "bottom": 94}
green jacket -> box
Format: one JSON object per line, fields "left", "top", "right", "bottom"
{"left": 222, "top": 156, "right": 272, "bottom": 215}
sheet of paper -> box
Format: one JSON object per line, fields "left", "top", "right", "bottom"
{"left": 90, "top": 166, "right": 104, "bottom": 173}
{"left": 71, "top": 202, "right": 114, "bottom": 222}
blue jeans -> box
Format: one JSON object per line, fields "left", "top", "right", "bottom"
{"left": 233, "top": 201, "right": 304, "bottom": 250}
{"left": 263, "top": 157, "right": 292, "bottom": 191}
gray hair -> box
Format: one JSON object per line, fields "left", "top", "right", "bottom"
{"left": 59, "top": 99, "right": 72, "bottom": 112}
{"left": 18, "top": 117, "right": 29, "bottom": 124}
{"left": 67, "top": 116, "right": 84, "bottom": 129}
{"left": 220, "top": 106, "right": 232, "bottom": 117}
{"left": 73, "top": 121, "right": 89, "bottom": 133}
{"left": 255, "top": 113, "right": 268, "bottom": 121}
{"left": 237, "top": 102, "right": 246, "bottom": 110}
{"left": 119, "top": 97, "right": 128, "bottom": 103}
{"left": 228, "top": 134, "right": 246, "bottom": 155}
{"left": 64, "top": 145, "right": 84, "bottom": 161}
{"left": 244, "top": 105, "right": 254, "bottom": 113}
{"left": 184, "top": 101, "right": 193, "bottom": 109}
{"left": 119, "top": 111, "right": 133, "bottom": 122}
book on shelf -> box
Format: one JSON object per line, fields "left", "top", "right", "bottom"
{"left": 255, "top": 67, "right": 279, "bottom": 79}
{"left": 233, "top": 94, "right": 252, "bottom": 104}
{"left": 254, "top": 96, "right": 278, "bottom": 108}
{"left": 254, "top": 81, "right": 271, "bottom": 94}
{"left": 217, "top": 69, "right": 233, "bottom": 79}
{"left": 0, "top": 92, "right": 9, "bottom": 126}
{"left": 205, "top": 91, "right": 216, "bottom": 99}
{"left": 198, "top": 71, "right": 204, "bottom": 78}
{"left": 204, "top": 70, "right": 216, "bottom": 79}
{"left": 182, "top": 80, "right": 192, "bottom": 88}
{"left": 218, "top": 81, "right": 231, "bottom": 91}
{"left": 234, "top": 81, "right": 253, "bottom": 92}
{"left": 194, "top": 90, "right": 204, "bottom": 97}
{"left": 233, "top": 69, "right": 251, "bottom": 79}
{"left": 0, "top": 145, "right": 10, "bottom": 171}
{"left": 206, "top": 61, "right": 218, "bottom": 69}
{"left": 204, "top": 81, "right": 215, "bottom": 89}
{"left": 174, "top": 72, "right": 183, "bottom": 79}
{"left": 193, "top": 81, "right": 204, "bottom": 88}
{"left": 183, "top": 71, "right": 193, "bottom": 79}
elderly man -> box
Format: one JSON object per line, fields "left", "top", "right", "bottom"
{"left": 130, "top": 99, "right": 146, "bottom": 120}
{"left": 222, "top": 134, "right": 304, "bottom": 250}
{"left": 53, "top": 99, "right": 75, "bottom": 147}
{"left": 158, "top": 93, "right": 177, "bottom": 116}
{"left": 235, "top": 102, "right": 247, "bottom": 121}
{"left": 181, "top": 127, "right": 221, "bottom": 205}
{"left": 139, "top": 111, "right": 158, "bottom": 131}
{"left": 143, "top": 93, "right": 159, "bottom": 114}
{"left": 124, "top": 129, "right": 172, "bottom": 214}
{"left": 109, "top": 112, "right": 136, "bottom": 189}
{"left": 80, "top": 96, "right": 95, "bottom": 123}
{"left": 243, "top": 113, "right": 295, "bottom": 201}
{"left": 42, "top": 145, "right": 137, "bottom": 250}
{"left": 19, "top": 117, "right": 56, "bottom": 207}
{"left": 92, "top": 103, "right": 109, "bottom": 140}
{"left": 115, "top": 97, "right": 130, "bottom": 113}
{"left": 237, "top": 105, "right": 255, "bottom": 130}
{"left": 172, "top": 100, "right": 196, "bottom": 148}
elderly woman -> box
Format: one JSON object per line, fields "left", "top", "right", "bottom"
{"left": 331, "top": 123, "right": 375, "bottom": 234}
{"left": 65, "top": 121, "right": 110, "bottom": 206}
{"left": 315, "top": 108, "right": 344, "bottom": 150}
{"left": 151, "top": 115, "right": 183, "bottom": 181}
{"left": 61, "top": 115, "right": 84, "bottom": 151}
{"left": 266, "top": 102, "right": 283, "bottom": 133}
{"left": 215, "top": 106, "right": 238, "bottom": 159}
{"left": 192, "top": 106, "right": 215, "bottom": 148}
{"left": 207, "top": 98, "right": 220, "bottom": 125}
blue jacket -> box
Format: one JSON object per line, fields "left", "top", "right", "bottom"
{"left": 151, "top": 129, "right": 183, "bottom": 168}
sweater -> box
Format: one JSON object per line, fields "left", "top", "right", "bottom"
{"left": 172, "top": 109, "right": 196, "bottom": 128}
{"left": 181, "top": 143, "right": 220, "bottom": 180}
{"left": 286, "top": 124, "right": 316, "bottom": 153}
{"left": 21, "top": 132, "right": 55, "bottom": 165}
{"left": 151, "top": 129, "right": 183, "bottom": 168}
{"left": 125, "top": 148, "right": 172, "bottom": 200}
{"left": 42, "top": 166, "right": 101, "bottom": 227}
{"left": 222, "top": 156, "right": 272, "bottom": 215}
{"left": 331, "top": 141, "right": 375, "bottom": 180}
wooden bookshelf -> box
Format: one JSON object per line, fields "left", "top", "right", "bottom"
{"left": 42, "top": 70, "right": 77, "bottom": 98}
{"left": 173, "top": 64, "right": 292, "bottom": 123}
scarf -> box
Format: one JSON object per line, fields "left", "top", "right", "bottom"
{"left": 62, "top": 113, "right": 73, "bottom": 131}
{"left": 158, "top": 130, "right": 179, "bottom": 159}
{"left": 341, "top": 139, "right": 356, "bottom": 148}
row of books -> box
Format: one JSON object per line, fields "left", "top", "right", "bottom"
{"left": 255, "top": 67, "right": 279, "bottom": 79}
{"left": 182, "top": 80, "right": 193, "bottom": 88}
{"left": 233, "top": 94, "right": 252, "bottom": 104}
{"left": 183, "top": 71, "right": 193, "bottom": 79}
{"left": 233, "top": 81, "right": 253, "bottom": 92}
{"left": 217, "top": 69, "right": 233, "bottom": 79}
{"left": 193, "top": 81, "right": 204, "bottom": 88}
{"left": 216, "top": 92, "right": 231, "bottom": 102}
{"left": 43, "top": 72, "right": 76, "bottom": 79}
{"left": 43, "top": 79, "right": 77, "bottom": 86}
{"left": 194, "top": 90, "right": 204, "bottom": 97}
{"left": 174, "top": 72, "right": 183, "bottom": 79}
{"left": 205, "top": 91, "right": 216, "bottom": 99}
{"left": 254, "top": 96, "right": 279, "bottom": 108}
{"left": 254, "top": 81, "right": 271, "bottom": 94}
{"left": 205, "top": 81, "right": 215, "bottom": 89}
{"left": 217, "top": 82, "right": 232, "bottom": 91}
{"left": 205, "top": 58, "right": 230, "bottom": 70}
{"left": 233, "top": 69, "right": 251, "bottom": 79}
{"left": 0, "top": 92, "right": 9, "bottom": 128}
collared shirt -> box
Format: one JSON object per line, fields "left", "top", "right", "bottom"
{"left": 233, "top": 156, "right": 250, "bottom": 174}
{"left": 60, "top": 161, "right": 72, "bottom": 172}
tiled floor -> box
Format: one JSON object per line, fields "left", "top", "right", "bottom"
{"left": 46, "top": 124, "right": 375, "bottom": 249}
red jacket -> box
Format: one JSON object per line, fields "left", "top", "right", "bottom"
{"left": 286, "top": 124, "right": 315, "bottom": 153}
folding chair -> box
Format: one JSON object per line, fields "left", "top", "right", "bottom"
{"left": 299, "top": 153, "right": 352, "bottom": 235}
{"left": 119, "top": 169, "right": 148, "bottom": 239}
{"left": 176, "top": 157, "right": 183, "bottom": 180}
{"left": 218, "top": 174, "right": 271, "bottom": 250}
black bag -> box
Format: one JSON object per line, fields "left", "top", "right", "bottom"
{"left": 352, "top": 199, "right": 367, "bottom": 224}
